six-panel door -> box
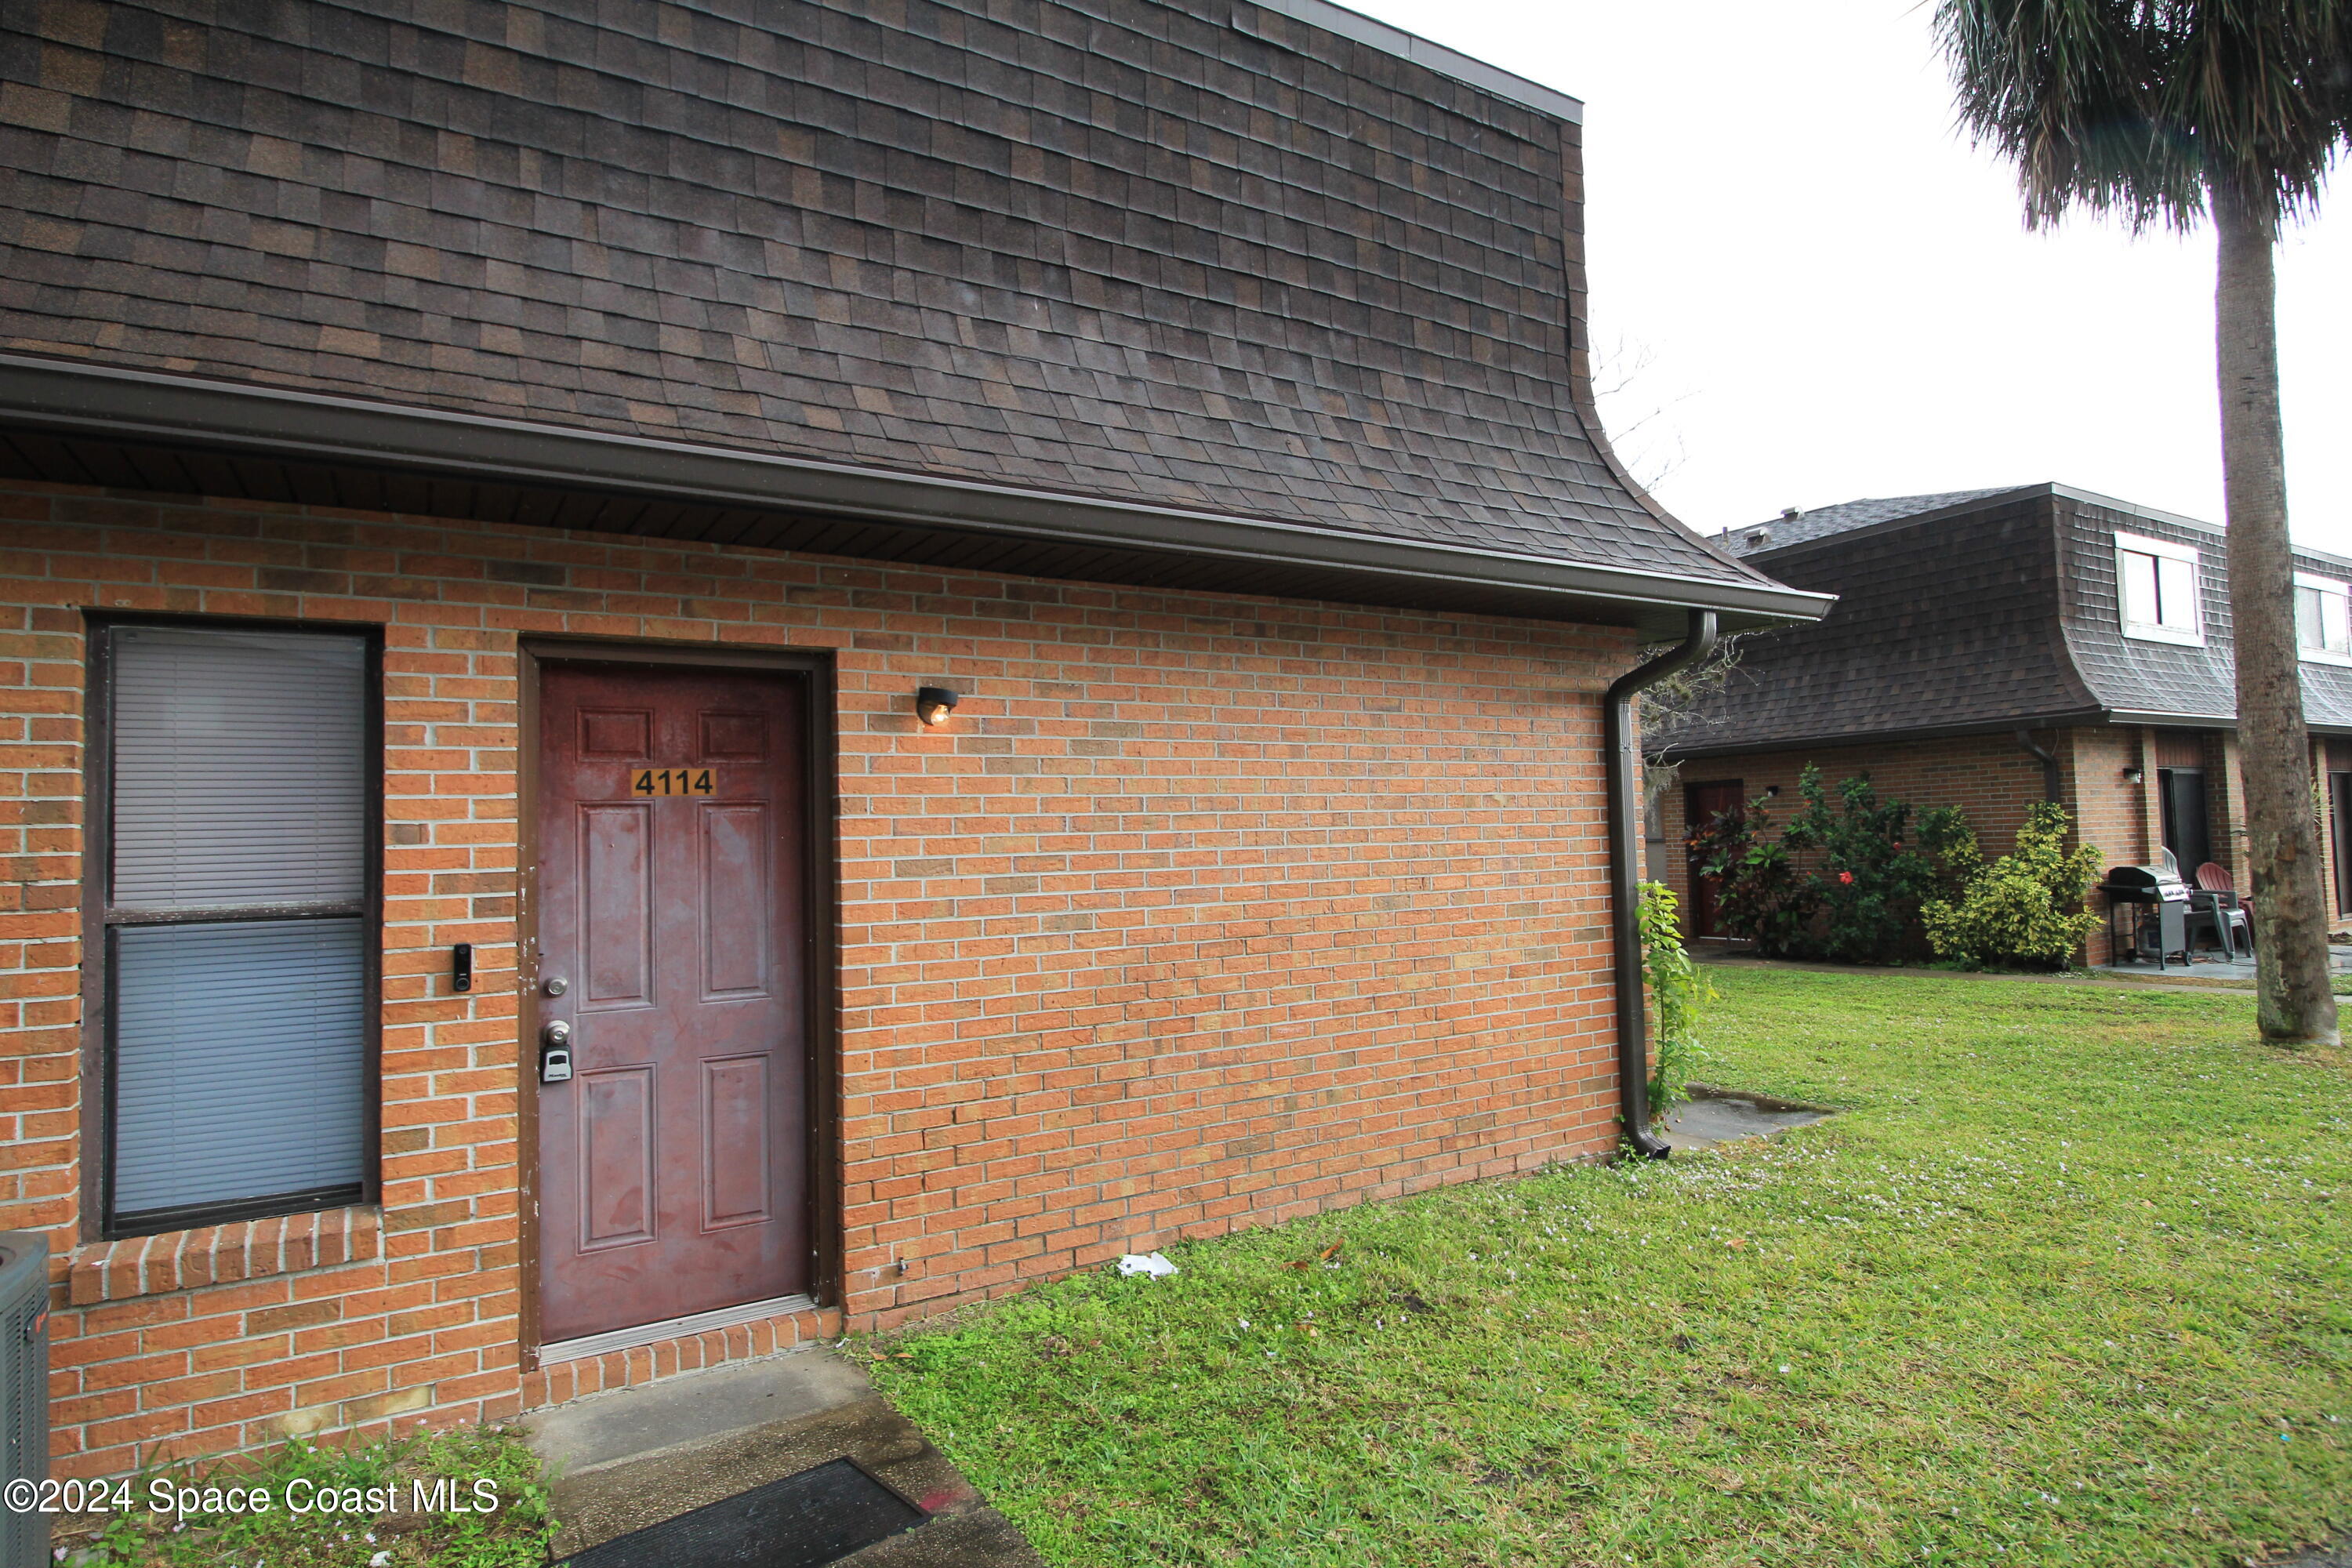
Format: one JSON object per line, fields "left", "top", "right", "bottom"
{"left": 1684, "top": 779, "right": 1745, "bottom": 938}
{"left": 535, "top": 662, "right": 810, "bottom": 1345}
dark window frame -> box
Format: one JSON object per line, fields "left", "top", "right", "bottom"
{"left": 82, "top": 614, "right": 384, "bottom": 1241}
{"left": 2332, "top": 772, "right": 2352, "bottom": 917}
{"left": 2157, "top": 765, "right": 2213, "bottom": 879}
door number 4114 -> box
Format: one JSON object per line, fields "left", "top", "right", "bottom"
{"left": 629, "top": 768, "right": 714, "bottom": 796}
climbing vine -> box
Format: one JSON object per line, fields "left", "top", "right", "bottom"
{"left": 1637, "top": 880, "right": 1712, "bottom": 1121}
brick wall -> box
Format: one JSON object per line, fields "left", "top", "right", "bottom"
{"left": 1658, "top": 728, "right": 2180, "bottom": 964}
{"left": 2063, "top": 726, "right": 2154, "bottom": 965}
{"left": 1660, "top": 731, "right": 2058, "bottom": 919}
{"left": 0, "top": 478, "right": 1632, "bottom": 1475}
{"left": 2319, "top": 740, "right": 2352, "bottom": 923}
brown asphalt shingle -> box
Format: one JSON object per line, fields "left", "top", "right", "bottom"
{"left": 0, "top": 0, "right": 1765, "bottom": 588}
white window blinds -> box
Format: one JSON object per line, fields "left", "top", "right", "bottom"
{"left": 111, "top": 626, "right": 367, "bottom": 910}
{"left": 103, "top": 625, "right": 373, "bottom": 1231}
{"left": 111, "top": 919, "right": 370, "bottom": 1216}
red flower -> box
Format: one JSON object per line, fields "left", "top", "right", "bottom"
{"left": 1838, "top": 870, "right": 1855, "bottom": 884}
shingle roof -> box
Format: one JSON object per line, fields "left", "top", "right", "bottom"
{"left": 1657, "top": 488, "right": 2096, "bottom": 754}
{"left": 2053, "top": 490, "right": 2352, "bottom": 728}
{"left": 1720, "top": 489, "right": 2029, "bottom": 557}
{"left": 1653, "top": 484, "right": 2352, "bottom": 753}
{"left": 0, "top": 0, "right": 1775, "bottom": 593}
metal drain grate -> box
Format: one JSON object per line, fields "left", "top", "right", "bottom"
{"left": 559, "top": 1457, "right": 925, "bottom": 1568}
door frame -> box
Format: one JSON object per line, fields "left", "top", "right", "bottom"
{"left": 1682, "top": 779, "right": 1745, "bottom": 940}
{"left": 2332, "top": 771, "right": 2352, "bottom": 916}
{"left": 515, "top": 637, "right": 840, "bottom": 1370}
{"left": 2157, "top": 765, "right": 2212, "bottom": 877}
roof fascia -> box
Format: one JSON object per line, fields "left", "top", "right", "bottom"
{"left": 2100, "top": 710, "right": 2232, "bottom": 728}
{"left": 1740, "top": 485, "right": 2053, "bottom": 566}
{"left": 1651, "top": 708, "right": 2112, "bottom": 760}
{"left": 0, "top": 354, "right": 1833, "bottom": 629}
{"left": 2048, "top": 481, "right": 2352, "bottom": 576}
{"left": 1237, "top": 0, "right": 1583, "bottom": 122}
{"left": 1660, "top": 709, "right": 2352, "bottom": 758}
{"left": 2103, "top": 710, "right": 2352, "bottom": 737}
{"left": 2045, "top": 482, "right": 2220, "bottom": 536}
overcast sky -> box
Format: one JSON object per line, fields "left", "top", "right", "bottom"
{"left": 1350, "top": 0, "right": 2352, "bottom": 554}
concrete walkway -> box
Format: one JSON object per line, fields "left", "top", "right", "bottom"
{"left": 1661, "top": 1083, "right": 1836, "bottom": 1152}
{"left": 1695, "top": 949, "right": 2270, "bottom": 1000}
{"left": 530, "top": 1345, "right": 1043, "bottom": 1567}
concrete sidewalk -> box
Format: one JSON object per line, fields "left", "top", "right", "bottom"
{"left": 529, "top": 1345, "right": 1043, "bottom": 1567}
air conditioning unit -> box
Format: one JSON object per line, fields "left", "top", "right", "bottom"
{"left": 0, "top": 1235, "right": 47, "bottom": 1568}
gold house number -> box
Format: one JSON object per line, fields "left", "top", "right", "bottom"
{"left": 629, "top": 768, "right": 714, "bottom": 797}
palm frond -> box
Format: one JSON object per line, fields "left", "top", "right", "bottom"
{"left": 1935, "top": 0, "right": 2352, "bottom": 234}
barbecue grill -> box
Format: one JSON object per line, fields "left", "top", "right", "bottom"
{"left": 2101, "top": 862, "right": 2191, "bottom": 968}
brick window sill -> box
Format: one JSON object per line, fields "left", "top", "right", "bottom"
{"left": 67, "top": 1207, "right": 382, "bottom": 1305}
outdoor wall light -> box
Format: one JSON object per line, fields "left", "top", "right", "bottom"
{"left": 2124, "top": 764, "right": 2146, "bottom": 784}
{"left": 914, "top": 686, "right": 961, "bottom": 727}
{"left": 1763, "top": 784, "right": 1781, "bottom": 798}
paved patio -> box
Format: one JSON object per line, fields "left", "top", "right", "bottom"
{"left": 2095, "top": 945, "right": 2352, "bottom": 984}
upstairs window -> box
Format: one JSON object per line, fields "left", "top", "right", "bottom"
{"left": 2115, "top": 532, "right": 2204, "bottom": 646}
{"left": 94, "top": 623, "right": 378, "bottom": 1236}
{"left": 2296, "top": 573, "right": 2352, "bottom": 663}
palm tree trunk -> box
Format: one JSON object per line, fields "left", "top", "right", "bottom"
{"left": 2214, "top": 183, "right": 2340, "bottom": 1045}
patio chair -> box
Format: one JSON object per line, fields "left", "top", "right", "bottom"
{"left": 2190, "top": 862, "right": 2253, "bottom": 958}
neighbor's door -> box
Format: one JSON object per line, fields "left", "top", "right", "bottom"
{"left": 2158, "top": 767, "right": 2212, "bottom": 878}
{"left": 1685, "top": 780, "right": 1745, "bottom": 938}
{"left": 535, "top": 662, "right": 810, "bottom": 1346}
{"left": 2332, "top": 772, "right": 2352, "bottom": 916}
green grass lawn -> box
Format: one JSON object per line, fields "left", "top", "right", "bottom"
{"left": 866, "top": 969, "right": 2352, "bottom": 1567}
{"left": 60, "top": 1427, "right": 553, "bottom": 1568}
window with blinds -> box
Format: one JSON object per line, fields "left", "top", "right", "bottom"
{"left": 98, "top": 625, "right": 376, "bottom": 1235}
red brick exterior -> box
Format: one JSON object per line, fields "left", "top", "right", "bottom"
{"left": 66, "top": 1210, "right": 382, "bottom": 1307}
{"left": 1661, "top": 731, "right": 2055, "bottom": 903}
{"left": 1662, "top": 722, "right": 2352, "bottom": 964}
{"left": 0, "top": 478, "right": 1633, "bottom": 1475}
{"left": 1658, "top": 728, "right": 2245, "bottom": 966}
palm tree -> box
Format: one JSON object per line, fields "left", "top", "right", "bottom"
{"left": 1935, "top": 0, "right": 2351, "bottom": 1044}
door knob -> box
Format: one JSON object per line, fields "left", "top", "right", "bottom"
{"left": 543, "top": 1020, "right": 572, "bottom": 1047}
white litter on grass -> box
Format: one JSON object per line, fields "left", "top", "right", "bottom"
{"left": 1116, "top": 1252, "right": 1178, "bottom": 1279}
{"left": 370, "top": 1553, "right": 392, "bottom": 1568}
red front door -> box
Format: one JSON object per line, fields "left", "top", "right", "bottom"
{"left": 535, "top": 662, "right": 810, "bottom": 1345}
{"left": 1685, "top": 779, "right": 1745, "bottom": 938}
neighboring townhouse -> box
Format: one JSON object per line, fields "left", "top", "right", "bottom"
{"left": 0, "top": 0, "right": 1826, "bottom": 1472}
{"left": 1650, "top": 484, "right": 2352, "bottom": 959}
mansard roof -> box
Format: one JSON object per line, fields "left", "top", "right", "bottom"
{"left": 1654, "top": 483, "right": 2352, "bottom": 755}
{"left": 0, "top": 0, "right": 1824, "bottom": 632}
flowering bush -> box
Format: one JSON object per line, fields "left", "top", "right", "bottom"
{"left": 1688, "top": 789, "right": 1820, "bottom": 956}
{"left": 1922, "top": 800, "right": 2101, "bottom": 970}
{"left": 1690, "top": 765, "right": 1979, "bottom": 963}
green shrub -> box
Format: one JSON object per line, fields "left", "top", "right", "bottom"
{"left": 1922, "top": 800, "right": 2102, "bottom": 970}
{"left": 1637, "top": 880, "right": 1713, "bottom": 1120}
{"left": 1686, "top": 788, "right": 1820, "bottom": 957}
{"left": 1690, "top": 766, "right": 1979, "bottom": 963}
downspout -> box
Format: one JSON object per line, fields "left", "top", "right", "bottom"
{"left": 1606, "top": 609, "right": 1719, "bottom": 1160}
{"left": 2014, "top": 728, "right": 2061, "bottom": 802}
